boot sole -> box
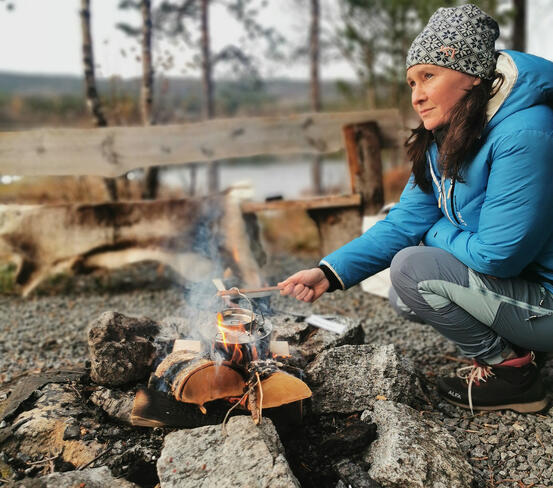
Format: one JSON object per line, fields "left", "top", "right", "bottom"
{"left": 443, "top": 397, "right": 548, "bottom": 414}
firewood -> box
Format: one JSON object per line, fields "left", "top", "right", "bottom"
{"left": 151, "top": 349, "right": 199, "bottom": 378}
{"left": 257, "top": 371, "right": 312, "bottom": 409}
{"left": 245, "top": 360, "right": 312, "bottom": 414}
{"left": 247, "top": 372, "right": 263, "bottom": 425}
{"left": 172, "top": 339, "right": 203, "bottom": 354}
{"left": 150, "top": 350, "right": 247, "bottom": 409}
{"left": 150, "top": 347, "right": 308, "bottom": 420}
{"left": 247, "top": 381, "right": 261, "bottom": 425}
{"left": 173, "top": 361, "right": 245, "bottom": 408}
{"left": 130, "top": 388, "right": 236, "bottom": 428}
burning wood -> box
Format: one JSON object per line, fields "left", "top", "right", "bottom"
{"left": 245, "top": 360, "right": 312, "bottom": 425}
{"left": 133, "top": 296, "right": 311, "bottom": 426}
{"left": 149, "top": 352, "right": 245, "bottom": 413}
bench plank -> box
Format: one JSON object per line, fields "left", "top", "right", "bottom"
{"left": 240, "top": 194, "right": 361, "bottom": 213}
{"left": 0, "top": 110, "right": 400, "bottom": 177}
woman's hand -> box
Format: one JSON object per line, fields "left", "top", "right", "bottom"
{"left": 278, "top": 267, "right": 329, "bottom": 303}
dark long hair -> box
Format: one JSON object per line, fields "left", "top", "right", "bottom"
{"left": 406, "top": 73, "right": 502, "bottom": 192}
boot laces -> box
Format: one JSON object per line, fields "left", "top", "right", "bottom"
{"left": 456, "top": 362, "right": 495, "bottom": 414}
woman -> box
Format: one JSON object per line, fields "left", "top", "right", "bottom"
{"left": 278, "top": 4, "right": 553, "bottom": 414}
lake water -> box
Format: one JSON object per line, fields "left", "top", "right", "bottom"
{"left": 161, "top": 157, "right": 351, "bottom": 200}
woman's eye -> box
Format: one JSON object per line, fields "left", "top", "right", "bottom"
{"left": 424, "top": 73, "right": 434, "bottom": 80}
{"left": 408, "top": 80, "right": 416, "bottom": 88}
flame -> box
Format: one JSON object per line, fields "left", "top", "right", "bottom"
{"left": 272, "top": 352, "right": 291, "bottom": 359}
{"left": 232, "top": 245, "right": 240, "bottom": 263}
{"left": 217, "top": 313, "right": 229, "bottom": 352}
{"left": 251, "top": 345, "right": 259, "bottom": 361}
{"left": 231, "top": 344, "right": 243, "bottom": 363}
{"left": 228, "top": 395, "right": 249, "bottom": 408}
{"left": 216, "top": 314, "right": 251, "bottom": 364}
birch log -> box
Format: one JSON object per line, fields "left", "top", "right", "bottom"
{"left": 0, "top": 110, "right": 401, "bottom": 177}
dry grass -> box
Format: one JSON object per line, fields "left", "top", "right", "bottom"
{"left": 0, "top": 263, "right": 16, "bottom": 295}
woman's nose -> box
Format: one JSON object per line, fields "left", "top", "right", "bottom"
{"left": 411, "top": 85, "right": 427, "bottom": 106}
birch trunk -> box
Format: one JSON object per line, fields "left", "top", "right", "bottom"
{"left": 80, "top": 0, "right": 118, "bottom": 200}
{"left": 140, "top": 0, "right": 159, "bottom": 199}
{"left": 310, "top": 0, "right": 322, "bottom": 194}
{"left": 201, "top": 0, "right": 219, "bottom": 192}
{"left": 309, "top": 0, "right": 321, "bottom": 114}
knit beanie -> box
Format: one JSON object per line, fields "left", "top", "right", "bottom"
{"left": 406, "top": 4, "right": 499, "bottom": 79}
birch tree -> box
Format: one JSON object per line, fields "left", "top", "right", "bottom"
{"left": 200, "top": 0, "right": 218, "bottom": 190}
{"left": 80, "top": 0, "right": 118, "bottom": 200}
{"left": 140, "top": 0, "right": 158, "bottom": 198}
{"left": 117, "top": 0, "right": 159, "bottom": 198}
{"left": 155, "top": 0, "right": 282, "bottom": 194}
{"left": 310, "top": 0, "right": 322, "bottom": 194}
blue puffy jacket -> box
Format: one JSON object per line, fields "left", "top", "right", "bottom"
{"left": 321, "top": 51, "right": 553, "bottom": 294}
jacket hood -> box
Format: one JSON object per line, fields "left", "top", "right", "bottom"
{"left": 486, "top": 50, "right": 553, "bottom": 132}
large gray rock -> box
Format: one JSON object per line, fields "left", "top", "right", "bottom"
{"left": 12, "top": 466, "right": 139, "bottom": 487}
{"left": 271, "top": 315, "right": 364, "bottom": 367}
{"left": 88, "top": 311, "right": 161, "bottom": 386}
{"left": 362, "top": 401, "right": 473, "bottom": 488}
{"left": 157, "top": 416, "right": 300, "bottom": 488}
{"left": 305, "top": 344, "right": 418, "bottom": 414}
{"left": 4, "top": 384, "right": 104, "bottom": 468}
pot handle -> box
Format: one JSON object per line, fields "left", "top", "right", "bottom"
{"left": 227, "top": 287, "right": 255, "bottom": 334}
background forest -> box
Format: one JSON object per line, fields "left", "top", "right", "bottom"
{"left": 0, "top": 0, "right": 533, "bottom": 205}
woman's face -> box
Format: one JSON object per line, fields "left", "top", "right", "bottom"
{"left": 406, "top": 64, "right": 481, "bottom": 130}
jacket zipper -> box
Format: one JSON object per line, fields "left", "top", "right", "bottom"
{"left": 448, "top": 178, "right": 461, "bottom": 225}
{"left": 427, "top": 153, "right": 456, "bottom": 225}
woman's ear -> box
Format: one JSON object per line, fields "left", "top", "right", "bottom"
{"left": 473, "top": 77, "right": 482, "bottom": 86}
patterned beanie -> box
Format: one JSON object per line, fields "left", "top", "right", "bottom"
{"left": 406, "top": 3, "right": 499, "bottom": 79}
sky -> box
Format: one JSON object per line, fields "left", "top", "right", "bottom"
{"left": 0, "top": 0, "right": 551, "bottom": 81}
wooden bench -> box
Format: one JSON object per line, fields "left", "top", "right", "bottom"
{"left": 0, "top": 110, "right": 404, "bottom": 293}
{"left": 240, "top": 119, "right": 404, "bottom": 255}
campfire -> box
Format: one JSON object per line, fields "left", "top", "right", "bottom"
{"left": 131, "top": 288, "right": 312, "bottom": 427}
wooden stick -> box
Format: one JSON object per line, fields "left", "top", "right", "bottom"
{"left": 216, "top": 286, "right": 280, "bottom": 296}
{"left": 77, "top": 445, "right": 114, "bottom": 471}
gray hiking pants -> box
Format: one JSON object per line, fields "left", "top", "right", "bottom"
{"left": 389, "top": 246, "right": 553, "bottom": 363}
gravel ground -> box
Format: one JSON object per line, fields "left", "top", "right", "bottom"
{"left": 1, "top": 257, "right": 553, "bottom": 487}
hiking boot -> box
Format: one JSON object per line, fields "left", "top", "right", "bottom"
{"left": 533, "top": 350, "right": 551, "bottom": 370}
{"left": 513, "top": 347, "right": 551, "bottom": 370}
{"left": 437, "top": 352, "right": 547, "bottom": 414}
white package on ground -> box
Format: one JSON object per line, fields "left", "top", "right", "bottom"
{"left": 360, "top": 211, "right": 392, "bottom": 299}
{"left": 305, "top": 314, "right": 347, "bottom": 334}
